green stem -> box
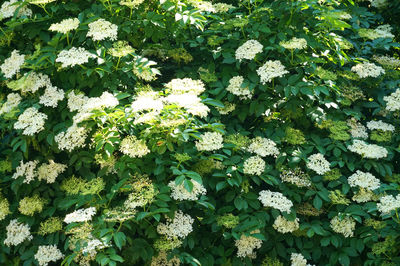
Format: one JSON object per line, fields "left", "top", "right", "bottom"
{"left": 66, "top": 32, "right": 70, "bottom": 46}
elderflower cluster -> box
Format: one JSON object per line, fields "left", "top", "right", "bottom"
{"left": 39, "top": 86, "right": 65, "bottom": 107}
{"left": 0, "top": 196, "right": 10, "bottom": 221}
{"left": 373, "top": 55, "right": 400, "bottom": 69}
{"left": 119, "top": 135, "right": 150, "bottom": 158}
{"left": 273, "top": 215, "right": 300, "bottom": 233}
{"left": 0, "top": 0, "right": 32, "bottom": 20}
{"left": 37, "top": 160, "right": 67, "bottom": 183}
{"left": 243, "top": 156, "right": 265, "bottom": 176}
{"left": 347, "top": 119, "right": 368, "bottom": 139}
{"left": 11, "top": 72, "right": 52, "bottom": 94}
{"left": 280, "top": 37, "right": 307, "bottom": 50}
{"left": 348, "top": 170, "right": 380, "bottom": 190}
{"left": 306, "top": 153, "right": 330, "bottom": 175}
{"left": 351, "top": 62, "right": 385, "bottom": 78}
{"left": 383, "top": 89, "right": 400, "bottom": 111}
{"left": 280, "top": 168, "right": 312, "bottom": 187}
{"left": 67, "top": 91, "right": 88, "bottom": 112}
{"left": 0, "top": 50, "right": 25, "bottom": 78}
{"left": 55, "top": 124, "right": 88, "bottom": 152}
{"left": 4, "top": 219, "right": 33, "bottom": 246}
{"left": 119, "top": 0, "right": 144, "bottom": 8}
{"left": 257, "top": 60, "right": 289, "bottom": 84}
{"left": 226, "top": 76, "right": 253, "bottom": 99}
{"left": 150, "top": 251, "right": 181, "bottom": 266}
{"left": 368, "top": 0, "right": 388, "bottom": 9}
{"left": 195, "top": 132, "right": 223, "bottom": 151}
{"left": 235, "top": 230, "right": 263, "bottom": 258}
{"left": 359, "top": 25, "right": 394, "bottom": 40}
{"left": 330, "top": 216, "right": 355, "bottom": 238}
{"left": 352, "top": 188, "right": 375, "bottom": 203}
{"left": 34, "top": 245, "right": 64, "bottom": 266}
{"left": 64, "top": 207, "right": 97, "bottom": 224}
{"left": 164, "top": 93, "right": 209, "bottom": 118}
{"left": 235, "top": 40, "right": 263, "bottom": 61}
{"left": 0, "top": 93, "right": 21, "bottom": 115}
{"left": 290, "top": 253, "right": 314, "bottom": 266}
{"left": 376, "top": 195, "right": 400, "bottom": 214}
{"left": 56, "top": 47, "right": 96, "bottom": 68}
{"left": 366, "top": 120, "right": 395, "bottom": 132}
{"left": 87, "top": 19, "right": 118, "bottom": 41}
{"left": 169, "top": 180, "right": 206, "bottom": 201}
{"left": 347, "top": 140, "right": 388, "bottom": 159}
{"left": 131, "top": 94, "right": 163, "bottom": 113}
{"left": 157, "top": 211, "right": 194, "bottom": 239}
{"left": 165, "top": 78, "right": 205, "bottom": 95}
{"left": 247, "top": 136, "right": 279, "bottom": 157}
{"left": 12, "top": 160, "right": 39, "bottom": 184}
{"left": 18, "top": 195, "right": 45, "bottom": 216}
{"left": 49, "top": 18, "right": 80, "bottom": 34}
{"left": 258, "top": 190, "right": 293, "bottom": 213}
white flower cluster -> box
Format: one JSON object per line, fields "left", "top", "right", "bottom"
{"left": 18, "top": 72, "right": 52, "bottom": 94}
{"left": 34, "top": 245, "right": 64, "bottom": 266}
{"left": 243, "top": 156, "right": 265, "bottom": 176}
{"left": 81, "top": 238, "right": 109, "bottom": 254}
{"left": 347, "top": 119, "right": 368, "bottom": 139}
{"left": 73, "top": 91, "right": 118, "bottom": 122}
{"left": 373, "top": 55, "right": 400, "bottom": 68}
{"left": 0, "top": 50, "right": 25, "bottom": 78}
{"left": 56, "top": 47, "right": 96, "bottom": 68}
{"left": 280, "top": 37, "right": 308, "bottom": 50}
{"left": 258, "top": 190, "right": 293, "bottom": 213}
{"left": 226, "top": 76, "right": 253, "bottom": 99}
{"left": 369, "top": 0, "right": 388, "bottom": 9}
{"left": 131, "top": 94, "right": 163, "bottom": 113}
{"left": 366, "top": 120, "right": 395, "bottom": 132}
{"left": 119, "top": 135, "right": 150, "bottom": 158}
{"left": 195, "top": 132, "right": 223, "bottom": 151}
{"left": 39, "top": 86, "right": 65, "bottom": 107}
{"left": 273, "top": 215, "right": 300, "bottom": 233}
{"left": 165, "top": 78, "right": 205, "bottom": 95}
{"left": 55, "top": 124, "right": 88, "bottom": 152}
{"left": 351, "top": 62, "right": 385, "bottom": 78}
{"left": 280, "top": 168, "right": 311, "bottom": 187}
{"left": 235, "top": 230, "right": 263, "bottom": 258}
{"left": 247, "top": 136, "right": 279, "bottom": 157}
{"left": 352, "top": 188, "right": 375, "bottom": 203}
{"left": 257, "top": 60, "right": 289, "bottom": 84}
{"left": 64, "top": 207, "right": 97, "bottom": 224}
{"left": 87, "top": 19, "right": 118, "bottom": 41}
{"left": 4, "top": 219, "right": 33, "bottom": 246}
{"left": 348, "top": 170, "right": 380, "bottom": 190}
{"left": 164, "top": 93, "right": 209, "bottom": 118}
{"left": 0, "top": 93, "right": 21, "bottom": 115}
{"left": 49, "top": 18, "right": 80, "bottom": 34}
{"left": 377, "top": 194, "right": 400, "bottom": 214}
{"left": 330, "top": 216, "right": 355, "bottom": 238}
{"left": 157, "top": 210, "right": 194, "bottom": 239}
{"left": 383, "top": 89, "right": 400, "bottom": 111}
{"left": 119, "top": 0, "right": 145, "bottom": 8}
{"left": 347, "top": 140, "right": 388, "bottom": 159}
{"left": 14, "top": 107, "right": 47, "bottom": 135}
{"left": 37, "top": 160, "right": 67, "bottom": 183}
{"left": 0, "top": 0, "right": 32, "bottom": 20}
{"left": 12, "top": 160, "right": 39, "bottom": 184}
{"left": 235, "top": 40, "right": 263, "bottom": 61}
{"left": 306, "top": 153, "right": 330, "bottom": 175}
{"left": 67, "top": 91, "right": 88, "bottom": 112}
{"left": 169, "top": 180, "right": 206, "bottom": 201}
{"left": 290, "top": 253, "right": 314, "bottom": 266}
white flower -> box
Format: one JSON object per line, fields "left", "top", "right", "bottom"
{"left": 49, "top": 18, "right": 80, "bottom": 34}
{"left": 306, "top": 153, "right": 330, "bottom": 175}
{"left": 4, "top": 219, "right": 33, "bottom": 246}
{"left": 165, "top": 78, "right": 205, "bottom": 95}
{"left": 39, "top": 86, "right": 65, "bottom": 107}
{"left": 56, "top": 47, "right": 96, "bottom": 68}
{"left": 377, "top": 195, "right": 400, "bottom": 214}
{"left": 243, "top": 156, "right": 265, "bottom": 176}
{"left": 369, "top": 0, "right": 388, "bottom": 8}
{"left": 164, "top": 93, "right": 210, "bottom": 118}
{"left": 0, "top": 50, "right": 25, "bottom": 79}
{"left": 67, "top": 91, "right": 89, "bottom": 112}
{"left": 55, "top": 124, "right": 88, "bottom": 152}
{"left": 157, "top": 210, "right": 194, "bottom": 239}
{"left": 384, "top": 89, "right": 400, "bottom": 112}
{"left": 351, "top": 62, "right": 385, "bottom": 78}
{"left": 226, "top": 76, "right": 253, "bottom": 99}
{"left": 258, "top": 190, "right": 293, "bottom": 213}
{"left": 87, "top": 19, "right": 118, "bottom": 41}
{"left": 347, "top": 119, "right": 368, "bottom": 139}
{"left": 257, "top": 60, "right": 289, "bottom": 84}
{"left": 0, "top": 0, "right": 32, "bottom": 20}
{"left": 348, "top": 170, "right": 380, "bottom": 190}
{"left": 195, "top": 132, "right": 223, "bottom": 151}
{"left": 169, "top": 180, "right": 206, "bottom": 201}
{"left": 280, "top": 37, "right": 308, "bottom": 50}
{"left": 290, "top": 253, "right": 313, "bottom": 266}
{"left": 352, "top": 188, "right": 375, "bottom": 203}
{"left": 280, "top": 168, "right": 311, "bottom": 187}
{"left": 64, "top": 207, "right": 97, "bottom": 223}
{"left": 247, "top": 136, "right": 279, "bottom": 157}
{"left": 235, "top": 230, "right": 263, "bottom": 258}
{"left": 34, "top": 245, "right": 64, "bottom": 266}
{"left": 373, "top": 55, "right": 400, "bottom": 68}
{"left": 330, "top": 216, "right": 355, "bottom": 238}
{"left": 119, "top": 135, "right": 150, "bottom": 158}
{"left": 0, "top": 93, "right": 21, "bottom": 115}
{"left": 347, "top": 139, "right": 387, "bottom": 159}
{"left": 16, "top": 72, "right": 53, "bottom": 94}
{"left": 12, "top": 160, "right": 39, "bottom": 184}
{"left": 81, "top": 238, "right": 109, "bottom": 254}
{"left": 235, "top": 40, "right": 263, "bottom": 61}
{"left": 37, "top": 160, "right": 67, "bottom": 183}
{"left": 273, "top": 215, "right": 300, "bottom": 233}
{"left": 366, "top": 120, "right": 395, "bottom": 132}
{"left": 131, "top": 94, "right": 164, "bottom": 113}
{"left": 14, "top": 107, "right": 47, "bottom": 135}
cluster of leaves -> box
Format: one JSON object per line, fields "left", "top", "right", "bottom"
{"left": 1, "top": 0, "right": 400, "bottom": 265}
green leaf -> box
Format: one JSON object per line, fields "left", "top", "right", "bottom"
{"left": 113, "top": 232, "right": 126, "bottom": 250}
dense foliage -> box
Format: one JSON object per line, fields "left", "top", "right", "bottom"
{"left": 1, "top": 0, "right": 400, "bottom": 265}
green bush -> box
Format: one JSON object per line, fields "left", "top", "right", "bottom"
{"left": 0, "top": 0, "right": 400, "bottom": 265}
